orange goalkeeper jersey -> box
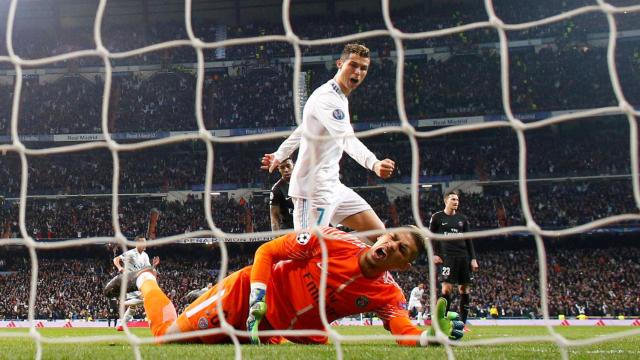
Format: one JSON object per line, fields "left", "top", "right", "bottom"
{"left": 251, "top": 227, "right": 422, "bottom": 345}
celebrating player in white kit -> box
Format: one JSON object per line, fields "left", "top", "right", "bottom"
{"left": 112, "top": 235, "right": 159, "bottom": 328}
{"left": 261, "top": 43, "right": 395, "bottom": 240}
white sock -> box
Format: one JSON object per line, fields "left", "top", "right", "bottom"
{"left": 136, "top": 272, "right": 157, "bottom": 290}
{"left": 123, "top": 307, "right": 132, "bottom": 322}
{"left": 419, "top": 330, "right": 429, "bottom": 346}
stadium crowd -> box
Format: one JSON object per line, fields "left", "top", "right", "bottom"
{"left": 0, "top": 257, "right": 223, "bottom": 321}
{"left": 0, "top": 177, "right": 635, "bottom": 241}
{"left": 0, "top": 117, "right": 632, "bottom": 197}
{"left": 393, "top": 246, "right": 640, "bottom": 319}
{"left": 1, "top": 245, "right": 638, "bottom": 320}
{"left": 1, "top": 43, "right": 638, "bottom": 135}
{"left": 2, "top": 0, "right": 640, "bottom": 64}
{"left": 393, "top": 179, "right": 638, "bottom": 230}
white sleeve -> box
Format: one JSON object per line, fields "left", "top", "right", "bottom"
{"left": 316, "top": 95, "right": 378, "bottom": 171}
{"left": 344, "top": 135, "right": 379, "bottom": 171}
{"left": 410, "top": 288, "right": 417, "bottom": 299}
{"left": 273, "top": 126, "right": 302, "bottom": 162}
{"left": 143, "top": 253, "right": 151, "bottom": 267}
{"left": 120, "top": 250, "right": 130, "bottom": 262}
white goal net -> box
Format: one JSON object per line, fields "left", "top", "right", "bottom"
{"left": 0, "top": 0, "right": 639, "bottom": 359}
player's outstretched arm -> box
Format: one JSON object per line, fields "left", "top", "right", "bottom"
{"left": 314, "top": 95, "right": 385, "bottom": 174}
{"left": 261, "top": 127, "right": 303, "bottom": 173}
{"left": 113, "top": 256, "right": 124, "bottom": 273}
{"left": 250, "top": 232, "right": 318, "bottom": 285}
{"left": 269, "top": 205, "right": 282, "bottom": 231}
{"left": 247, "top": 232, "right": 319, "bottom": 344}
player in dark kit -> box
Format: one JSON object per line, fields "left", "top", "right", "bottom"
{"left": 269, "top": 158, "right": 295, "bottom": 231}
{"left": 429, "top": 190, "right": 478, "bottom": 330}
{"left": 107, "top": 298, "right": 119, "bottom": 328}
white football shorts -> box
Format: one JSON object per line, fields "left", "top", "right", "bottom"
{"left": 292, "top": 184, "right": 372, "bottom": 230}
{"left": 408, "top": 300, "right": 423, "bottom": 310}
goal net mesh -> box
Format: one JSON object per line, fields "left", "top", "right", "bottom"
{"left": 0, "top": 0, "right": 639, "bottom": 359}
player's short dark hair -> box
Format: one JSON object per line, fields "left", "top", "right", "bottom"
{"left": 340, "top": 43, "right": 370, "bottom": 60}
{"left": 443, "top": 190, "right": 459, "bottom": 200}
{"left": 134, "top": 235, "right": 145, "bottom": 241}
{"left": 405, "top": 225, "right": 427, "bottom": 259}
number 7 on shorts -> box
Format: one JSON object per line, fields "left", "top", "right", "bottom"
{"left": 316, "top": 207, "right": 325, "bottom": 225}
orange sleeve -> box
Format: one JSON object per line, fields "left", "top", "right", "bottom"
{"left": 387, "top": 316, "right": 423, "bottom": 346}
{"left": 377, "top": 292, "right": 422, "bottom": 346}
{"left": 250, "top": 232, "right": 319, "bottom": 286}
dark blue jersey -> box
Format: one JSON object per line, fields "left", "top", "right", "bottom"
{"left": 429, "top": 211, "right": 476, "bottom": 259}
{"left": 270, "top": 178, "right": 294, "bottom": 229}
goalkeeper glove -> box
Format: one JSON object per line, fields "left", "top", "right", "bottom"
{"left": 422, "top": 297, "right": 465, "bottom": 345}
{"left": 246, "top": 285, "right": 267, "bottom": 345}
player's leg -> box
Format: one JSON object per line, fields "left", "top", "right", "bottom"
{"left": 134, "top": 270, "right": 182, "bottom": 339}
{"left": 440, "top": 255, "right": 455, "bottom": 314}
{"left": 123, "top": 307, "right": 132, "bottom": 323}
{"left": 441, "top": 282, "right": 453, "bottom": 314}
{"left": 339, "top": 210, "right": 384, "bottom": 240}
{"left": 455, "top": 256, "right": 473, "bottom": 329}
{"left": 420, "top": 306, "right": 429, "bottom": 323}
{"left": 457, "top": 260, "right": 472, "bottom": 326}
{"left": 331, "top": 185, "right": 384, "bottom": 243}
{"left": 123, "top": 291, "right": 144, "bottom": 324}
{"left": 458, "top": 284, "right": 471, "bottom": 331}
{"left": 116, "top": 313, "right": 124, "bottom": 330}
{"left": 416, "top": 304, "right": 424, "bottom": 321}
{"left": 458, "top": 285, "right": 471, "bottom": 322}
{"left": 292, "top": 198, "right": 312, "bottom": 230}
{"left": 182, "top": 287, "right": 208, "bottom": 303}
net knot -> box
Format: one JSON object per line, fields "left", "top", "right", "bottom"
{"left": 619, "top": 100, "right": 635, "bottom": 115}
{"left": 596, "top": 1, "right": 618, "bottom": 14}
{"left": 489, "top": 15, "right": 504, "bottom": 28}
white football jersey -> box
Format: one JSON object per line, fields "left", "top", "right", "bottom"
{"left": 120, "top": 248, "right": 151, "bottom": 272}
{"left": 274, "top": 79, "right": 378, "bottom": 200}
{"left": 408, "top": 287, "right": 424, "bottom": 304}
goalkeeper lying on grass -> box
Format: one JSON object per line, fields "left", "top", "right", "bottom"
{"left": 104, "top": 226, "right": 464, "bottom": 346}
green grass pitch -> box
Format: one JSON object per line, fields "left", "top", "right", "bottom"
{"left": 0, "top": 326, "right": 638, "bottom": 359}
